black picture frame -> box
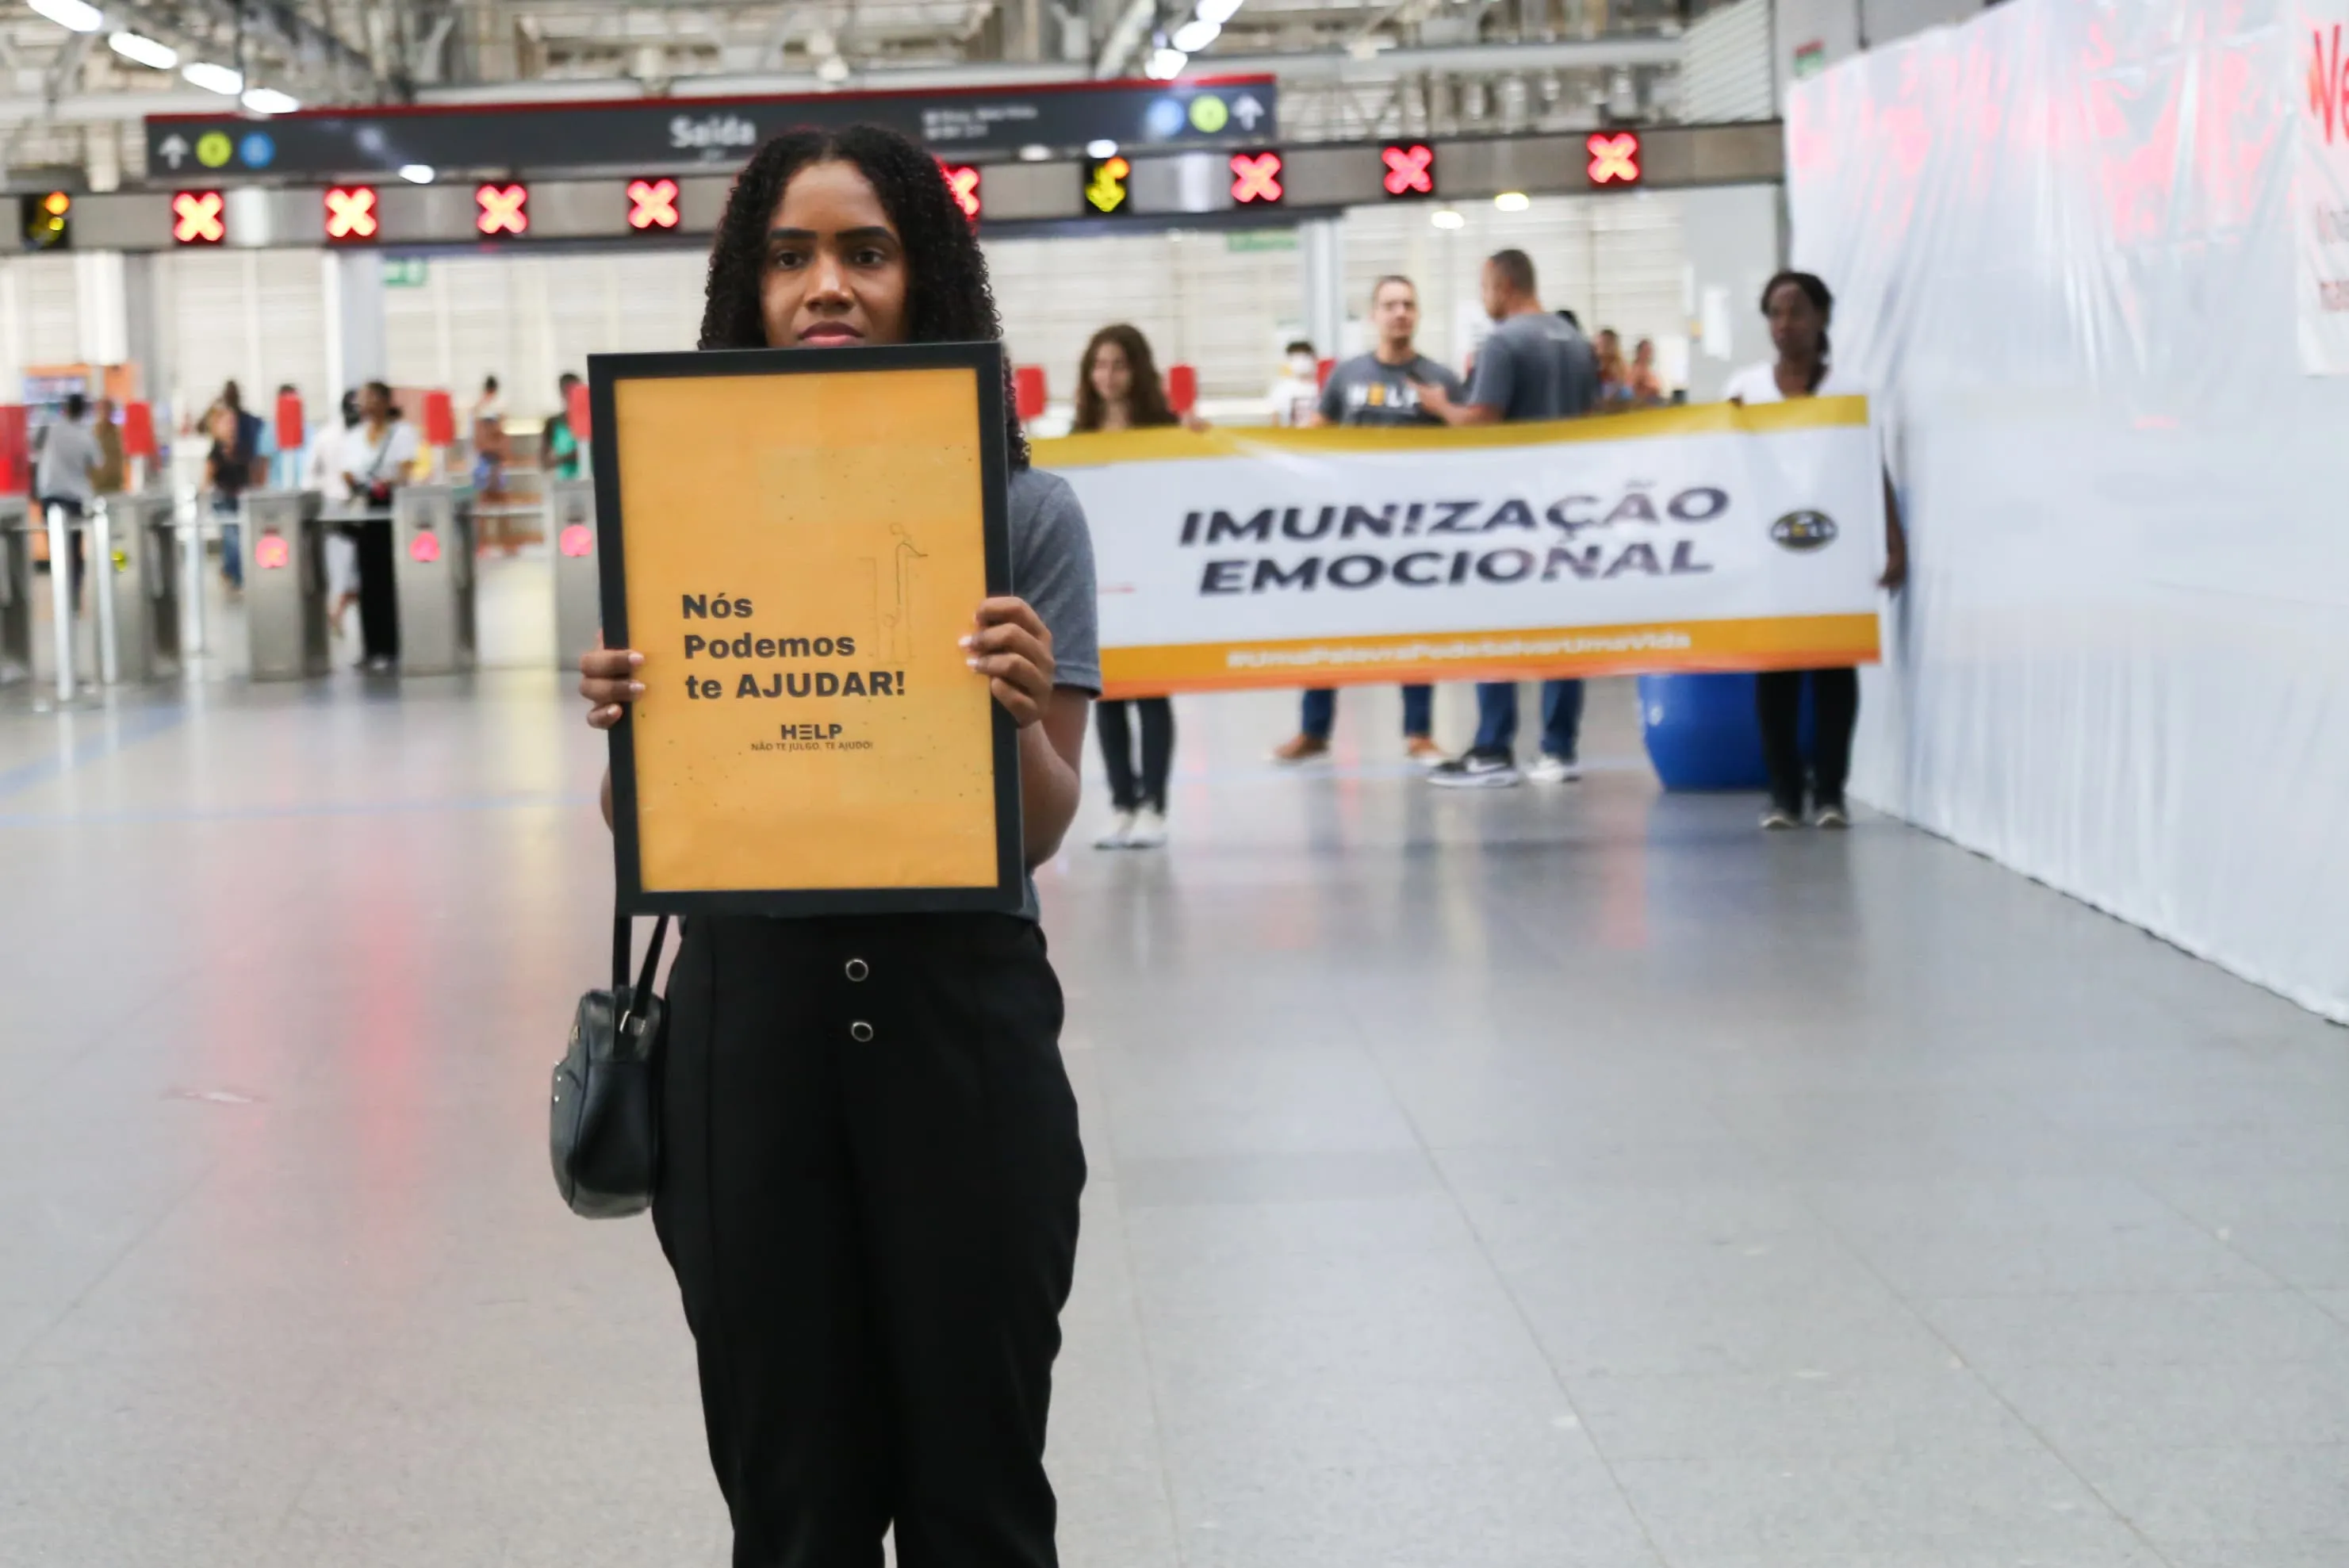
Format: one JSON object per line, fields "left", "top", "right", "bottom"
{"left": 588, "top": 340, "right": 1023, "bottom": 917}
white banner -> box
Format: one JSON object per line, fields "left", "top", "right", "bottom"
{"left": 2299, "top": 0, "right": 2349, "bottom": 373}
{"left": 1034, "top": 399, "right": 1886, "bottom": 696}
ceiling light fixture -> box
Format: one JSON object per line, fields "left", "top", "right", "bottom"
{"left": 1493, "top": 190, "right": 1531, "bottom": 212}
{"left": 1086, "top": 139, "right": 1118, "bottom": 159}
{"left": 107, "top": 31, "right": 178, "bottom": 70}
{"left": 241, "top": 86, "right": 300, "bottom": 115}
{"left": 816, "top": 54, "right": 850, "bottom": 83}
{"left": 28, "top": 0, "right": 105, "bottom": 32}
{"left": 398, "top": 163, "right": 435, "bottom": 184}
{"left": 1171, "top": 17, "right": 1220, "bottom": 51}
{"left": 1430, "top": 207, "right": 1466, "bottom": 230}
{"left": 1146, "top": 46, "right": 1187, "bottom": 79}
{"left": 181, "top": 60, "right": 244, "bottom": 95}
{"left": 1017, "top": 144, "right": 1052, "bottom": 162}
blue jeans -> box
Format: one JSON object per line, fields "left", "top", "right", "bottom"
{"left": 1301, "top": 685, "right": 1434, "bottom": 741}
{"left": 1471, "top": 680, "right": 1583, "bottom": 759}
{"left": 215, "top": 500, "right": 243, "bottom": 588}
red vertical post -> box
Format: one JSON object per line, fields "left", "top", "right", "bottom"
{"left": 1166, "top": 364, "right": 1197, "bottom": 416}
{"left": 121, "top": 401, "right": 157, "bottom": 459}
{"left": 0, "top": 406, "right": 26, "bottom": 494}
{"left": 421, "top": 389, "right": 457, "bottom": 447}
{"left": 275, "top": 389, "right": 305, "bottom": 451}
{"left": 1013, "top": 366, "right": 1048, "bottom": 422}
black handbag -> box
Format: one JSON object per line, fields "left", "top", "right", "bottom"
{"left": 550, "top": 911, "right": 672, "bottom": 1218}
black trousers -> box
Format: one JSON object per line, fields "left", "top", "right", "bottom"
{"left": 354, "top": 519, "right": 399, "bottom": 660}
{"left": 1756, "top": 666, "right": 1860, "bottom": 812}
{"left": 653, "top": 913, "right": 1086, "bottom": 1568}
{"left": 1094, "top": 697, "right": 1173, "bottom": 813}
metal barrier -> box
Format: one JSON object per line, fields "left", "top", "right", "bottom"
{"left": 243, "top": 489, "right": 331, "bottom": 680}
{"left": 92, "top": 491, "right": 182, "bottom": 684}
{"left": 0, "top": 494, "right": 28, "bottom": 685}
{"left": 393, "top": 485, "right": 477, "bottom": 677}
{"left": 547, "top": 478, "right": 600, "bottom": 670}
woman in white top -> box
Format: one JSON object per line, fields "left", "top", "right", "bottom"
{"left": 340, "top": 381, "right": 421, "bottom": 673}
{"left": 1725, "top": 270, "right": 1907, "bottom": 830}
{"left": 304, "top": 389, "right": 362, "bottom": 638}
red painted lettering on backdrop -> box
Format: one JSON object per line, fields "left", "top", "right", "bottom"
{"left": 2312, "top": 24, "right": 2348, "bottom": 143}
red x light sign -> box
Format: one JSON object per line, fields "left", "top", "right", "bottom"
{"left": 1587, "top": 131, "right": 1642, "bottom": 188}
{"left": 627, "top": 177, "right": 679, "bottom": 232}
{"left": 1229, "top": 149, "right": 1283, "bottom": 205}
{"left": 475, "top": 182, "right": 529, "bottom": 236}
{"left": 938, "top": 162, "right": 982, "bottom": 223}
{"left": 171, "top": 190, "right": 225, "bottom": 246}
{"left": 324, "top": 186, "right": 378, "bottom": 242}
{"left": 1380, "top": 141, "right": 1435, "bottom": 197}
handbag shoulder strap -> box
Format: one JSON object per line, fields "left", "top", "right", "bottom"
{"left": 612, "top": 909, "right": 672, "bottom": 1019}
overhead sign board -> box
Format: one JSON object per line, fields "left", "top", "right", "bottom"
{"left": 145, "top": 77, "right": 1279, "bottom": 182}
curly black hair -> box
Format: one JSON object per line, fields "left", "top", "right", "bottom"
{"left": 699, "top": 124, "right": 1028, "bottom": 466}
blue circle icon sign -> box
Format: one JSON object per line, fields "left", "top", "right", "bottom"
{"left": 239, "top": 131, "right": 276, "bottom": 168}
{"left": 1144, "top": 98, "right": 1186, "bottom": 140}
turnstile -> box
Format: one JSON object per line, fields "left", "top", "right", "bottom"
{"left": 393, "top": 485, "right": 477, "bottom": 677}
{"left": 548, "top": 478, "right": 600, "bottom": 669}
{"left": 0, "top": 495, "right": 28, "bottom": 684}
{"left": 91, "top": 491, "right": 182, "bottom": 684}
{"left": 243, "top": 489, "right": 331, "bottom": 680}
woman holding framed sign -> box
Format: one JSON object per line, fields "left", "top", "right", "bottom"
{"left": 577, "top": 125, "right": 1099, "bottom": 1567}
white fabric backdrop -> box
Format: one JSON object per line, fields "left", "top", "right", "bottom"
{"left": 1791, "top": 0, "right": 2349, "bottom": 1020}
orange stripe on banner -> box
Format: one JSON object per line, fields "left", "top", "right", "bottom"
{"left": 1098, "top": 614, "right": 1882, "bottom": 696}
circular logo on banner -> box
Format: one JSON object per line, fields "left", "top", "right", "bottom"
{"left": 239, "top": 131, "right": 276, "bottom": 168}
{"left": 1187, "top": 95, "right": 1230, "bottom": 133}
{"left": 1144, "top": 98, "right": 1187, "bottom": 139}
{"left": 195, "top": 131, "right": 234, "bottom": 168}
{"left": 1770, "top": 510, "right": 1839, "bottom": 551}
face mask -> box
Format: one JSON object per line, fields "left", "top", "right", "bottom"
{"left": 1289, "top": 354, "right": 1316, "bottom": 377}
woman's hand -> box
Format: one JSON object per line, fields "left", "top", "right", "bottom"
{"left": 964, "top": 597, "right": 1055, "bottom": 727}
{"left": 579, "top": 637, "right": 645, "bottom": 730}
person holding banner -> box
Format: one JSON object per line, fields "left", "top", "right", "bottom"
{"left": 1270, "top": 275, "right": 1461, "bottom": 768}
{"left": 1723, "top": 270, "right": 1907, "bottom": 829}
{"left": 576, "top": 125, "right": 1099, "bottom": 1568}
{"left": 1072, "top": 322, "right": 1182, "bottom": 849}
{"left": 1414, "top": 249, "right": 1602, "bottom": 788}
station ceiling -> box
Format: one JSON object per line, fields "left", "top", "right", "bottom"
{"left": 2, "top": 0, "right": 1710, "bottom": 184}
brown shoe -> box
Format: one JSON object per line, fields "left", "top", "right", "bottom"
{"left": 1403, "top": 735, "right": 1447, "bottom": 766}
{"left": 1270, "top": 733, "right": 1331, "bottom": 764}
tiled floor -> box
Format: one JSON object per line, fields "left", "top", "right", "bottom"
{"left": 5, "top": 612, "right": 2348, "bottom": 1566}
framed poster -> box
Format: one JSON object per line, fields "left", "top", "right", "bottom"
{"left": 590, "top": 342, "right": 1021, "bottom": 915}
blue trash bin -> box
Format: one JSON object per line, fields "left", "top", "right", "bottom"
{"left": 1638, "top": 672, "right": 1814, "bottom": 792}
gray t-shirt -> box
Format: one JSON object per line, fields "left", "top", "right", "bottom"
{"left": 1008, "top": 464, "right": 1098, "bottom": 918}
{"left": 1467, "top": 312, "right": 1601, "bottom": 422}
{"left": 35, "top": 416, "right": 103, "bottom": 504}
{"left": 1317, "top": 353, "right": 1466, "bottom": 427}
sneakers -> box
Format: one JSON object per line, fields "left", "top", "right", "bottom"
{"left": 1270, "top": 733, "right": 1331, "bottom": 765}
{"left": 1403, "top": 735, "right": 1447, "bottom": 766}
{"left": 1094, "top": 809, "right": 1168, "bottom": 849}
{"left": 1427, "top": 747, "right": 1522, "bottom": 788}
{"left": 1814, "top": 801, "right": 1852, "bottom": 830}
{"left": 1526, "top": 752, "right": 1581, "bottom": 784}
{"left": 1760, "top": 804, "right": 1801, "bottom": 830}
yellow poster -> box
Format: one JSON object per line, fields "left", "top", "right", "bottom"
{"left": 600, "top": 351, "right": 1016, "bottom": 909}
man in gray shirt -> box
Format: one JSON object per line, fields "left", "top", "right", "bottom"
{"left": 1270, "top": 274, "right": 1463, "bottom": 767}
{"left": 1417, "top": 249, "right": 1600, "bottom": 788}
{"left": 34, "top": 392, "right": 103, "bottom": 604}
